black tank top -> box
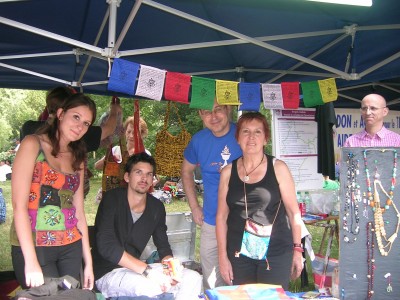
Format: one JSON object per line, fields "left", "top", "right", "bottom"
{"left": 226, "top": 155, "right": 292, "bottom": 257}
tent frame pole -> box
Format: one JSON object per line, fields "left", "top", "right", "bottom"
{"left": 0, "top": 16, "right": 102, "bottom": 54}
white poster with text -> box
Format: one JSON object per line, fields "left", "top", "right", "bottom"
{"left": 272, "top": 109, "right": 322, "bottom": 191}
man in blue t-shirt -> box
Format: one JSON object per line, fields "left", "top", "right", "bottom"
{"left": 181, "top": 101, "right": 242, "bottom": 290}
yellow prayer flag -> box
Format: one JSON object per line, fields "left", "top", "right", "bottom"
{"left": 318, "top": 78, "right": 338, "bottom": 103}
{"left": 216, "top": 80, "right": 240, "bottom": 105}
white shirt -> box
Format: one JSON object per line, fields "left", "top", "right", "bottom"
{"left": 112, "top": 146, "right": 151, "bottom": 163}
{"left": 0, "top": 165, "right": 11, "bottom": 182}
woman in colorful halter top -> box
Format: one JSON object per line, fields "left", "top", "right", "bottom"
{"left": 10, "top": 93, "right": 96, "bottom": 290}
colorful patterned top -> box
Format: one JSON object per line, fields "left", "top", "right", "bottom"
{"left": 10, "top": 151, "right": 82, "bottom": 247}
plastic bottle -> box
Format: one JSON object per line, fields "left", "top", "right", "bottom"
{"left": 296, "top": 191, "right": 301, "bottom": 203}
{"left": 304, "top": 191, "right": 311, "bottom": 214}
{"left": 297, "top": 191, "right": 305, "bottom": 216}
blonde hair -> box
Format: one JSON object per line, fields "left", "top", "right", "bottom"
{"left": 123, "top": 116, "right": 148, "bottom": 138}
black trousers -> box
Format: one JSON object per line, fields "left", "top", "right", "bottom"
{"left": 12, "top": 240, "right": 82, "bottom": 289}
{"left": 229, "top": 250, "right": 293, "bottom": 290}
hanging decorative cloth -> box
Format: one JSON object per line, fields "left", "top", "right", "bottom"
{"left": 216, "top": 80, "right": 240, "bottom": 105}
{"left": 238, "top": 82, "right": 261, "bottom": 112}
{"left": 281, "top": 82, "right": 300, "bottom": 109}
{"left": 107, "top": 58, "right": 139, "bottom": 96}
{"left": 301, "top": 81, "right": 324, "bottom": 107}
{"left": 164, "top": 71, "right": 191, "bottom": 104}
{"left": 190, "top": 76, "right": 215, "bottom": 110}
{"left": 135, "top": 65, "right": 166, "bottom": 101}
{"left": 101, "top": 101, "right": 143, "bottom": 195}
{"left": 154, "top": 102, "right": 191, "bottom": 177}
{"left": 318, "top": 78, "right": 338, "bottom": 103}
{"left": 133, "top": 100, "right": 145, "bottom": 154}
{"left": 101, "top": 136, "right": 129, "bottom": 196}
{"left": 262, "top": 83, "right": 284, "bottom": 110}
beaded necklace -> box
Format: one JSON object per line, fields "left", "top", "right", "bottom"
{"left": 242, "top": 154, "right": 264, "bottom": 182}
{"left": 362, "top": 191, "right": 369, "bottom": 219}
{"left": 363, "top": 149, "right": 400, "bottom": 256}
{"left": 366, "top": 221, "right": 375, "bottom": 300}
{"left": 343, "top": 152, "right": 361, "bottom": 243}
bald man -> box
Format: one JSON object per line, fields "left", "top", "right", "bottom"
{"left": 344, "top": 94, "right": 400, "bottom": 147}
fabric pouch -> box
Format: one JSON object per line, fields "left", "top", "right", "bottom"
{"left": 239, "top": 218, "right": 273, "bottom": 261}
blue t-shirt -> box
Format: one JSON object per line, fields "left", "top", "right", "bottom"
{"left": 184, "top": 123, "right": 242, "bottom": 225}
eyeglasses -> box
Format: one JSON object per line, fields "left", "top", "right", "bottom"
{"left": 360, "top": 106, "right": 386, "bottom": 113}
{"left": 201, "top": 106, "right": 226, "bottom": 117}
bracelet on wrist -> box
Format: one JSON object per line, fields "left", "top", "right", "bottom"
{"left": 293, "top": 243, "right": 303, "bottom": 248}
{"left": 293, "top": 247, "right": 304, "bottom": 253}
{"left": 142, "top": 265, "right": 152, "bottom": 277}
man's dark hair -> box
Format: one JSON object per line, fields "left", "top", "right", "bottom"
{"left": 125, "top": 152, "right": 156, "bottom": 174}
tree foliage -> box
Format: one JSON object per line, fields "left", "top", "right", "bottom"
{"left": 0, "top": 88, "right": 46, "bottom": 151}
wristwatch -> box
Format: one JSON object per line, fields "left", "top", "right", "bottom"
{"left": 293, "top": 243, "right": 303, "bottom": 248}
{"left": 142, "top": 265, "right": 152, "bottom": 278}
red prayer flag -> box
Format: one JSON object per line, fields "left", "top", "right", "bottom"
{"left": 164, "top": 72, "right": 191, "bottom": 104}
{"left": 281, "top": 82, "right": 300, "bottom": 109}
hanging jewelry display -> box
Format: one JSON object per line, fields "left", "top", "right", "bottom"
{"left": 384, "top": 273, "right": 393, "bottom": 293}
{"left": 366, "top": 221, "right": 375, "bottom": 300}
{"left": 363, "top": 149, "right": 400, "bottom": 256}
{"left": 340, "top": 147, "right": 400, "bottom": 299}
{"left": 343, "top": 152, "right": 361, "bottom": 243}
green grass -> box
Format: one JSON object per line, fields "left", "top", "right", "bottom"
{"left": 0, "top": 178, "right": 338, "bottom": 292}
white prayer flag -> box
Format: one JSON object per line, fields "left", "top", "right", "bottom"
{"left": 262, "top": 83, "right": 284, "bottom": 109}
{"left": 135, "top": 65, "right": 166, "bottom": 101}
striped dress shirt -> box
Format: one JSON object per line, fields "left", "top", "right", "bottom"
{"left": 344, "top": 126, "right": 400, "bottom": 147}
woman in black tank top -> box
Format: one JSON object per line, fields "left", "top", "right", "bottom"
{"left": 216, "top": 112, "right": 304, "bottom": 290}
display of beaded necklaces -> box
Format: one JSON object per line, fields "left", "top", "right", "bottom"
{"left": 363, "top": 149, "right": 400, "bottom": 256}
{"left": 343, "top": 152, "right": 361, "bottom": 243}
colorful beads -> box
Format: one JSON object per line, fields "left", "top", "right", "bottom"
{"left": 343, "top": 152, "right": 361, "bottom": 243}
{"left": 363, "top": 148, "right": 400, "bottom": 258}
{"left": 367, "top": 222, "right": 375, "bottom": 300}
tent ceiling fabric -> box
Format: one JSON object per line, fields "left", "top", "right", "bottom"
{"left": 1, "top": 0, "right": 400, "bottom": 109}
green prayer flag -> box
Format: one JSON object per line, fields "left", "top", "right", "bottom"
{"left": 190, "top": 76, "right": 215, "bottom": 110}
{"left": 301, "top": 81, "right": 324, "bottom": 107}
